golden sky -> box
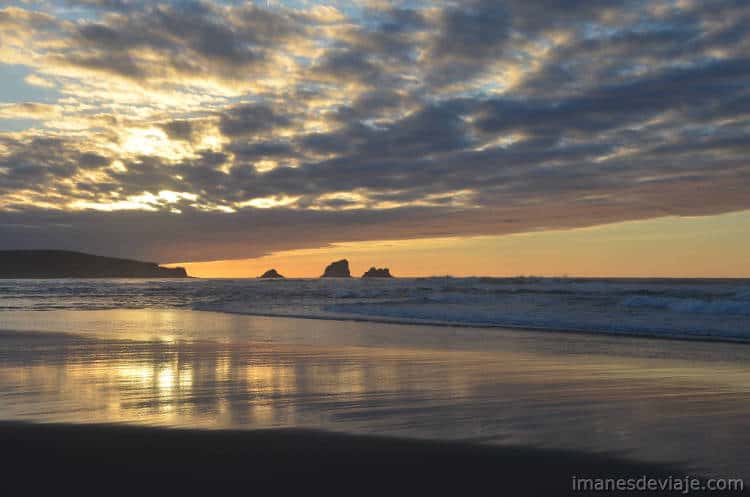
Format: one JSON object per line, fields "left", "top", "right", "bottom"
{"left": 169, "top": 210, "right": 750, "bottom": 278}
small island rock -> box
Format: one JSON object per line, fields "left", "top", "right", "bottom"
{"left": 321, "top": 259, "right": 351, "bottom": 278}
{"left": 362, "top": 267, "right": 393, "bottom": 278}
{"left": 259, "top": 269, "right": 284, "bottom": 279}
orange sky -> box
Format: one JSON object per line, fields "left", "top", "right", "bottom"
{"left": 167, "top": 210, "right": 750, "bottom": 278}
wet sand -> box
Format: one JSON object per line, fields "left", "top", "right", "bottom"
{"left": 1, "top": 309, "right": 749, "bottom": 482}
{"left": 1, "top": 421, "right": 691, "bottom": 496}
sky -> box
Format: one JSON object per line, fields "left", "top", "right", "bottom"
{"left": 1, "top": 0, "right": 749, "bottom": 277}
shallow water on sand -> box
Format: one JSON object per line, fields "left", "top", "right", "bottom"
{"left": 0, "top": 309, "right": 749, "bottom": 479}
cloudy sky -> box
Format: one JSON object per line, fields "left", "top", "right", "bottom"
{"left": 1, "top": 0, "right": 749, "bottom": 276}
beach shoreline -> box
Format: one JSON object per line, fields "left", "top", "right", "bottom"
{"left": 2, "top": 276, "right": 747, "bottom": 344}
{"left": 192, "top": 307, "right": 750, "bottom": 345}
{"left": 1, "top": 308, "right": 749, "bottom": 482}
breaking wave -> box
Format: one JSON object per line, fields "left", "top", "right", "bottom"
{"left": 1, "top": 277, "right": 749, "bottom": 342}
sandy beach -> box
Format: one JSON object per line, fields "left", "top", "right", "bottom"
{"left": 1, "top": 421, "right": 695, "bottom": 495}
{"left": 1, "top": 308, "right": 749, "bottom": 488}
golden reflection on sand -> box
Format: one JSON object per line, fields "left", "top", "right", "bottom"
{"left": 1, "top": 309, "right": 749, "bottom": 476}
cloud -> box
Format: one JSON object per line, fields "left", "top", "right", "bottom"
{"left": 423, "top": 0, "right": 512, "bottom": 87}
{"left": 0, "top": 103, "right": 61, "bottom": 120}
{"left": 1, "top": 0, "right": 749, "bottom": 261}
{"left": 219, "top": 103, "right": 292, "bottom": 137}
{"left": 159, "top": 119, "right": 199, "bottom": 143}
{"left": 24, "top": 74, "right": 57, "bottom": 88}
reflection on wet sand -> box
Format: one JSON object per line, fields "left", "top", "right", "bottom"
{"left": 0, "top": 309, "right": 749, "bottom": 478}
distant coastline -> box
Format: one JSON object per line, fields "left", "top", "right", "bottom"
{"left": 0, "top": 250, "right": 188, "bottom": 278}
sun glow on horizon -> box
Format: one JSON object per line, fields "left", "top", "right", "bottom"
{"left": 166, "top": 210, "right": 750, "bottom": 279}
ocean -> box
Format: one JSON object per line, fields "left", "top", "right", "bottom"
{"left": 2, "top": 277, "right": 749, "bottom": 341}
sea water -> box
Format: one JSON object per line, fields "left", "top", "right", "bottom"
{"left": 1, "top": 277, "right": 748, "bottom": 341}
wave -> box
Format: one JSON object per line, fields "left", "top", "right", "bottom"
{"left": 2, "top": 277, "right": 749, "bottom": 343}
{"left": 189, "top": 301, "right": 750, "bottom": 343}
{"left": 621, "top": 295, "right": 750, "bottom": 316}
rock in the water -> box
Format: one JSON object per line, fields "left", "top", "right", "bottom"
{"left": 321, "top": 259, "right": 351, "bottom": 278}
{"left": 259, "top": 269, "right": 284, "bottom": 279}
{"left": 362, "top": 267, "right": 393, "bottom": 278}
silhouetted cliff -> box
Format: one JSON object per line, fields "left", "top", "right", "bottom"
{"left": 0, "top": 250, "right": 188, "bottom": 278}
{"left": 321, "top": 259, "right": 351, "bottom": 278}
{"left": 259, "top": 269, "right": 284, "bottom": 279}
{"left": 362, "top": 267, "right": 393, "bottom": 278}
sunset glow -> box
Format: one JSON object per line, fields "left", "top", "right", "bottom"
{"left": 1, "top": 0, "right": 748, "bottom": 275}
{"left": 168, "top": 211, "right": 750, "bottom": 278}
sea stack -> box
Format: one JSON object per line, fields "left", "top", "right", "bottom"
{"left": 259, "top": 269, "right": 284, "bottom": 279}
{"left": 321, "top": 259, "right": 351, "bottom": 278}
{"left": 362, "top": 267, "right": 393, "bottom": 278}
